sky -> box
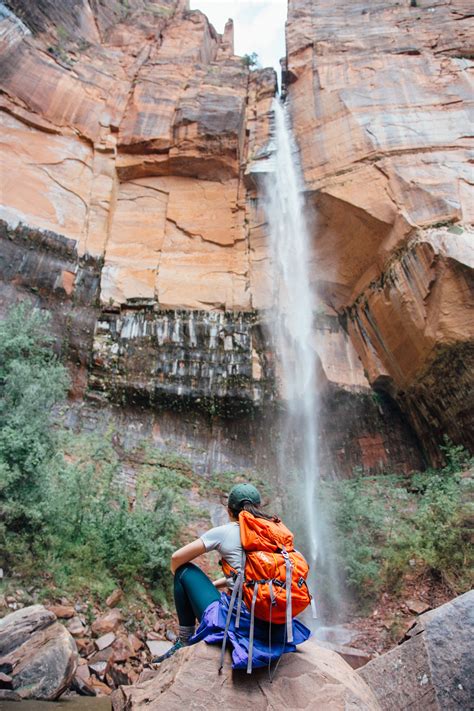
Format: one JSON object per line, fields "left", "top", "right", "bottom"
{"left": 189, "top": 0, "right": 287, "bottom": 78}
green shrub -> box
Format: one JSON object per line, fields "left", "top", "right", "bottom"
{"left": 322, "top": 447, "right": 473, "bottom": 606}
{"left": 242, "top": 52, "right": 259, "bottom": 69}
{"left": 0, "top": 304, "right": 69, "bottom": 565}
{"left": 35, "top": 432, "right": 191, "bottom": 600}
{"left": 0, "top": 304, "right": 192, "bottom": 602}
{"left": 321, "top": 477, "right": 388, "bottom": 600}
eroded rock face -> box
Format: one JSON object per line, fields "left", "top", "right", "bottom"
{"left": 0, "top": 0, "right": 441, "bottom": 472}
{"left": 0, "top": 1, "right": 275, "bottom": 311}
{"left": 359, "top": 590, "right": 474, "bottom": 710}
{"left": 111, "top": 639, "right": 381, "bottom": 710}
{"left": 0, "top": 604, "right": 78, "bottom": 700}
{"left": 90, "top": 308, "right": 271, "bottom": 412}
{"left": 285, "top": 0, "right": 474, "bottom": 455}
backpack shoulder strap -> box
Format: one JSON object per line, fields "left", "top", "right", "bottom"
{"left": 246, "top": 581, "right": 259, "bottom": 674}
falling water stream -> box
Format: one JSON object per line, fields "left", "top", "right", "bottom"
{"left": 263, "top": 99, "right": 322, "bottom": 617}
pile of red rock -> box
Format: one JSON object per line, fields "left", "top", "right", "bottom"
{"left": 0, "top": 587, "right": 176, "bottom": 701}
{"left": 47, "top": 590, "right": 175, "bottom": 698}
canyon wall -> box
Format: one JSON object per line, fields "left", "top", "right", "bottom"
{"left": 3, "top": 0, "right": 469, "bottom": 479}
{"left": 285, "top": 0, "right": 474, "bottom": 457}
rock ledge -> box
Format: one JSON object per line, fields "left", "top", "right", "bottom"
{"left": 112, "top": 639, "right": 380, "bottom": 710}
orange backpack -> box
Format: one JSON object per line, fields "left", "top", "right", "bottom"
{"left": 219, "top": 510, "right": 315, "bottom": 673}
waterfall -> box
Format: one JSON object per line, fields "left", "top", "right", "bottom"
{"left": 263, "top": 98, "right": 321, "bottom": 612}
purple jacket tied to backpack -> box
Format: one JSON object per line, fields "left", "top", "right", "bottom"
{"left": 190, "top": 592, "right": 311, "bottom": 671}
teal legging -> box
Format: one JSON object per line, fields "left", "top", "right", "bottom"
{"left": 174, "top": 562, "right": 221, "bottom": 626}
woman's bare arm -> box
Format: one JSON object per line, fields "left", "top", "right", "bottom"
{"left": 170, "top": 538, "right": 206, "bottom": 574}
{"left": 212, "top": 577, "right": 228, "bottom": 589}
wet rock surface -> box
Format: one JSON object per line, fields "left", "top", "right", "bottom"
{"left": 0, "top": 605, "right": 78, "bottom": 700}
{"left": 359, "top": 590, "right": 474, "bottom": 710}
{"left": 91, "top": 308, "right": 271, "bottom": 412}
{"left": 111, "top": 639, "right": 381, "bottom": 710}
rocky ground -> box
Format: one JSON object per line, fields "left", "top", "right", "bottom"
{"left": 0, "top": 586, "right": 176, "bottom": 698}
{"left": 2, "top": 591, "right": 471, "bottom": 709}
{"left": 0, "top": 563, "right": 457, "bottom": 700}
{"left": 348, "top": 568, "right": 455, "bottom": 657}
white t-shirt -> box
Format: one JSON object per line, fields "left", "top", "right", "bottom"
{"left": 200, "top": 522, "right": 243, "bottom": 588}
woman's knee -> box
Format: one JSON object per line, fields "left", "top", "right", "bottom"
{"left": 174, "top": 561, "right": 200, "bottom": 582}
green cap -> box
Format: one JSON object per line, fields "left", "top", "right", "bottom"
{"left": 228, "top": 483, "right": 261, "bottom": 511}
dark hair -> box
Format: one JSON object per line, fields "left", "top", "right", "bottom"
{"left": 229, "top": 499, "right": 280, "bottom": 523}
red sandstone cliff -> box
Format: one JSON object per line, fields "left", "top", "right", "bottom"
{"left": 285, "top": 0, "right": 474, "bottom": 455}
{"left": 0, "top": 0, "right": 277, "bottom": 310}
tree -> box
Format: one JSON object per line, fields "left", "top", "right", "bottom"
{"left": 0, "top": 303, "right": 69, "bottom": 566}
{"left": 242, "top": 52, "right": 259, "bottom": 69}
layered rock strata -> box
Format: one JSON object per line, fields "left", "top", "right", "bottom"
{"left": 285, "top": 0, "right": 474, "bottom": 456}
{"left": 0, "top": 0, "right": 275, "bottom": 310}
{"left": 0, "top": 220, "right": 101, "bottom": 392}
{"left": 90, "top": 308, "right": 271, "bottom": 413}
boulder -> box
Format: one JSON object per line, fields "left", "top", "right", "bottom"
{"left": 47, "top": 604, "right": 76, "bottom": 619}
{"left": 359, "top": 590, "right": 474, "bottom": 710}
{"left": 96, "top": 632, "right": 116, "bottom": 651}
{"left": 106, "top": 589, "right": 123, "bottom": 609}
{"left": 92, "top": 609, "right": 123, "bottom": 636}
{"left": 317, "top": 640, "right": 372, "bottom": 670}
{"left": 72, "top": 663, "right": 97, "bottom": 697}
{"left": 0, "top": 688, "right": 21, "bottom": 702}
{"left": 67, "top": 616, "right": 87, "bottom": 637}
{"left": 0, "top": 604, "right": 78, "bottom": 700}
{"left": 145, "top": 640, "right": 170, "bottom": 658}
{"left": 111, "top": 640, "right": 380, "bottom": 710}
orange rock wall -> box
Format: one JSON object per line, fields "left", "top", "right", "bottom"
{"left": 0, "top": 1, "right": 274, "bottom": 311}
{"left": 0, "top": 0, "right": 368, "bottom": 398}
{"left": 285, "top": 0, "right": 474, "bottom": 454}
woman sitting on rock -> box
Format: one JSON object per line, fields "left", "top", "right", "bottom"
{"left": 154, "top": 483, "right": 312, "bottom": 672}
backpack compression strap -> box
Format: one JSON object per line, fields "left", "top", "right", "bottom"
{"left": 219, "top": 550, "right": 246, "bottom": 672}
{"left": 235, "top": 549, "right": 245, "bottom": 629}
{"left": 246, "top": 581, "right": 260, "bottom": 674}
{"left": 219, "top": 569, "right": 243, "bottom": 673}
{"left": 281, "top": 547, "right": 294, "bottom": 644}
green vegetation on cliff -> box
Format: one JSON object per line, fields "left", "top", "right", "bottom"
{"left": 322, "top": 441, "right": 473, "bottom": 607}
{"left": 0, "top": 305, "right": 193, "bottom": 602}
